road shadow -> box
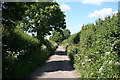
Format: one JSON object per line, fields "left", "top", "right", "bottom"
{"left": 27, "top": 46, "right": 75, "bottom": 79}
{"left": 54, "top": 51, "right": 67, "bottom": 55}
{"left": 27, "top": 60, "right": 74, "bottom": 79}
{"left": 44, "top": 60, "right": 73, "bottom": 72}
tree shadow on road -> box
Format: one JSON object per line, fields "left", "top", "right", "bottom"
{"left": 27, "top": 47, "right": 75, "bottom": 79}
{"left": 44, "top": 60, "right": 73, "bottom": 72}
{"left": 27, "top": 59, "right": 74, "bottom": 79}
{"left": 54, "top": 50, "right": 67, "bottom": 55}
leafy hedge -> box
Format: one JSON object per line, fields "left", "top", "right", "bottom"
{"left": 2, "top": 28, "right": 58, "bottom": 79}
{"left": 62, "top": 14, "right": 120, "bottom": 78}
{"left": 62, "top": 31, "right": 80, "bottom": 46}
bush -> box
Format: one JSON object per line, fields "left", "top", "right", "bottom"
{"left": 61, "top": 31, "right": 80, "bottom": 65}
{"left": 62, "top": 32, "right": 80, "bottom": 45}
{"left": 62, "top": 14, "right": 120, "bottom": 78}
{"left": 67, "top": 46, "right": 78, "bottom": 65}
{"left": 2, "top": 28, "right": 58, "bottom": 79}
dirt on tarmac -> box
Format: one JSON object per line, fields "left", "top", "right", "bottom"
{"left": 28, "top": 46, "right": 78, "bottom": 80}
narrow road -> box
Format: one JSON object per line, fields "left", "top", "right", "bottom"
{"left": 28, "top": 46, "right": 78, "bottom": 79}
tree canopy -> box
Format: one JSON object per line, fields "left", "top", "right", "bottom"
{"left": 2, "top": 2, "right": 26, "bottom": 29}
{"left": 49, "top": 29, "right": 71, "bottom": 43}
{"left": 2, "top": 2, "right": 66, "bottom": 40}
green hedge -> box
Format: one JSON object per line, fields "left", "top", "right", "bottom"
{"left": 62, "top": 14, "right": 120, "bottom": 78}
{"left": 2, "top": 28, "right": 58, "bottom": 79}
{"left": 62, "top": 32, "right": 80, "bottom": 46}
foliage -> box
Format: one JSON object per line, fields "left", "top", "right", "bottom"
{"left": 49, "top": 30, "right": 64, "bottom": 43}
{"left": 74, "top": 51, "right": 120, "bottom": 78}
{"left": 21, "top": 2, "right": 66, "bottom": 40}
{"left": 112, "top": 40, "right": 120, "bottom": 57}
{"left": 49, "top": 29, "right": 71, "bottom": 43}
{"left": 2, "top": 1, "right": 68, "bottom": 80}
{"left": 2, "top": 2, "right": 66, "bottom": 40}
{"left": 2, "top": 2, "right": 26, "bottom": 29}
{"left": 2, "top": 2, "right": 67, "bottom": 79}
{"left": 2, "top": 28, "right": 58, "bottom": 79}
{"left": 63, "top": 29, "right": 71, "bottom": 39}
{"left": 61, "top": 31, "right": 80, "bottom": 65}
{"left": 62, "top": 31, "right": 80, "bottom": 46}
{"left": 62, "top": 14, "right": 120, "bottom": 78}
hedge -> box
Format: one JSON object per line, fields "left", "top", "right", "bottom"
{"left": 2, "top": 28, "right": 58, "bottom": 79}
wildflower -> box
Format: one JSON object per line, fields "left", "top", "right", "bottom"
{"left": 90, "top": 53, "right": 94, "bottom": 55}
{"left": 115, "top": 62, "right": 120, "bottom": 66}
{"left": 88, "top": 59, "right": 91, "bottom": 62}
{"left": 112, "top": 52, "right": 116, "bottom": 53}
{"left": 91, "top": 73, "right": 94, "bottom": 75}
{"left": 20, "top": 50, "right": 24, "bottom": 53}
{"left": 41, "top": 45, "right": 47, "bottom": 49}
{"left": 16, "top": 53, "right": 19, "bottom": 56}
{"left": 6, "top": 51, "right": 11, "bottom": 53}
{"left": 109, "top": 60, "right": 112, "bottom": 65}
{"left": 50, "top": 6, "right": 54, "bottom": 9}
{"left": 105, "top": 52, "right": 110, "bottom": 55}
{"left": 3, "top": 45, "right": 7, "bottom": 46}
{"left": 112, "top": 43, "right": 114, "bottom": 47}
{"left": 14, "top": 55, "right": 17, "bottom": 58}
{"left": 100, "top": 56, "right": 103, "bottom": 58}
{"left": 99, "top": 66, "right": 104, "bottom": 72}
{"left": 83, "top": 66, "right": 85, "bottom": 68}
{"left": 82, "top": 62, "right": 85, "bottom": 65}
{"left": 95, "top": 52, "right": 99, "bottom": 53}
{"left": 110, "top": 47, "right": 113, "bottom": 50}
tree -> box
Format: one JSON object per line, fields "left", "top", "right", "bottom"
{"left": 49, "top": 30, "right": 63, "bottom": 43}
{"left": 2, "top": 2, "right": 66, "bottom": 42}
{"left": 63, "top": 29, "right": 71, "bottom": 39}
{"left": 49, "top": 29, "right": 71, "bottom": 43}
{"left": 2, "top": 2, "right": 26, "bottom": 29}
{"left": 21, "top": 2, "right": 66, "bottom": 40}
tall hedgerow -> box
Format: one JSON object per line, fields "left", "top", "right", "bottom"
{"left": 62, "top": 14, "right": 120, "bottom": 78}
{"left": 2, "top": 27, "right": 58, "bottom": 79}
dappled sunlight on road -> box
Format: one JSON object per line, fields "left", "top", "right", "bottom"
{"left": 28, "top": 46, "right": 78, "bottom": 79}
